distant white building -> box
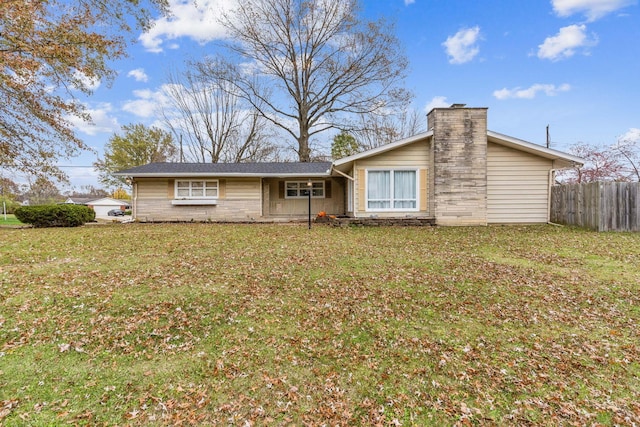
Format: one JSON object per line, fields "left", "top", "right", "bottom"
{"left": 84, "top": 198, "right": 130, "bottom": 217}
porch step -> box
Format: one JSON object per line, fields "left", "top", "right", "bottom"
{"left": 328, "top": 216, "right": 436, "bottom": 227}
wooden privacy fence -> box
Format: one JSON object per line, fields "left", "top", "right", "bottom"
{"left": 550, "top": 182, "right": 640, "bottom": 232}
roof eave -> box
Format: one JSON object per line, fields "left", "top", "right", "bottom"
{"left": 114, "top": 172, "right": 331, "bottom": 178}
{"left": 487, "top": 130, "right": 584, "bottom": 167}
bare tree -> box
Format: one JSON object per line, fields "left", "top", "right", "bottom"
{"left": 162, "top": 66, "right": 277, "bottom": 163}
{"left": 64, "top": 185, "right": 109, "bottom": 199}
{"left": 24, "top": 177, "right": 62, "bottom": 205}
{"left": 351, "top": 108, "right": 425, "bottom": 151}
{"left": 209, "top": 0, "right": 411, "bottom": 162}
{"left": 559, "top": 143, "right": 628, "bottom": 183}
{"left": 613, "top": 135, "right": 640, "bottom": 182}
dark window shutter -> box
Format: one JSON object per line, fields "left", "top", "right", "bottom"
{"left": 325, "top": 180, "right": 332, "bottom": 198}
{"left": 278, "top": 181, "right": 284, "bottom": 199}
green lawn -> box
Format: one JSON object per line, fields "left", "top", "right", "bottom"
{"left": 0, "top": 214, "right": 21, "bottom": 226}
{"left": 1, "top": 224, "right": 639, "bottom": 425}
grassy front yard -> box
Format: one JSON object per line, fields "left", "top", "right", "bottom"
{"left": 1, "top": 224, "right": 639, "bottom": 425}
{"left": 0, "top": 214, "right": 21, "bottom": 226}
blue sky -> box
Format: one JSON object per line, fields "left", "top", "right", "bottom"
{"left": 62, "top": 0, "right": 640, "bottom": 189}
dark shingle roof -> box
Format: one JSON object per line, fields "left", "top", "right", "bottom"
{"left": 115, "top": 162, "right": 333, "bottom": 177}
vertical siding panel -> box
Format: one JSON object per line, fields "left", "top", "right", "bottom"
{"left": 167, "top": 180, "right": 174, "bottom": 199}
{"left": 219, "top": 179, "right": 226, "bottom": 199}
{"left": 357, "top": 169, "right": 365, "bottom": 213}
{"left": 419, "top": 168, "right": 428, "bottom": 211}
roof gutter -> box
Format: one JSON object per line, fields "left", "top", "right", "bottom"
{"left": 113, "top": 172, "right": 332, "bottom": 178}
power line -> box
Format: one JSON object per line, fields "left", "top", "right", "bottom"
{"left": 1, "top": 164, "right": 95, "bottom": 168}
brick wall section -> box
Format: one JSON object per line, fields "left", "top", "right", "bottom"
{"left": 135, "top": 199, "right": 262, "bottom": 222}
{"left": 427, "top": 107, "right": 488, "bottom": 226}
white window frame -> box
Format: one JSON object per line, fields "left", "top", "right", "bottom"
{"left": 174, "top": 180, "right": 219, "bottom": 199}
{"left": 365, "top": 168, "right": 419, "bottom": 212}
{"left": 284, "top": 181, "right": 325, "bottom": 199}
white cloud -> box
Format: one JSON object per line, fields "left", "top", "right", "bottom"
{"left": 424, "top": 96, "right": 450, "bottom": 113}
{"left": 67, "top": 103, "right": 120, "bottom": 135}
{"left": 442, "top": 26, "right": 481, "bottom": 64}
{"left": 63, "top": 167, "right": 100, "bottom": 186}
{"left": 140, "top": 0, "right": 236, "bottom": 53}
{"left": 537, "top": 24, "right": 597, "bottom": 61}
{"left": 121, "top": 88, "right": 173, "bottom": 118}
{"left": 73, "top": 70, "right": 101, "bottom": 91}
{"left": 404, "top": 0, "right": 416, "bottom": 5}
{"left": 620, "top": 128, "right": 640, "bottom": 142}
{"left": 551, "top": 0, "right": 636, "bottom": 21}
{"left": 127, "top": 68, "right": 149, "bottom": 82}
{"left": 493, "top": 83, "right": 571, "bottom": 100}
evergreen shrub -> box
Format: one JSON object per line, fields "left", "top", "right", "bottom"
{"left": 15, "top": 204, "right": 96, "bottom": 227}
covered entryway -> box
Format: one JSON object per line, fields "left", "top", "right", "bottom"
{"left": 262, "top": 177, "right": 346, "bottom": 218}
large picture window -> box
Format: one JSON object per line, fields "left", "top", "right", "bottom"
{"left": 175, "top": 180, "right": 218, "bottom": 198}
{"left": 285, "top": 181, "right": 325, "bottom": 198}
{"left": 367, "top": 170, "right": 417, "bottom": 210}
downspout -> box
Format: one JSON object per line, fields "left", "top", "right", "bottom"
{"left": 260, "top": 178, "right": 263, "bottom": 219}
{"left": 133, "top": 180, "right": 138, "bottom": 220}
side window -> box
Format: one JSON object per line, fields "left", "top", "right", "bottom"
{"left": 284, "top": 181, "right": 325, "bottom": 198}
{"left": 175, "top": 180, "right": 219, "bottom": 198}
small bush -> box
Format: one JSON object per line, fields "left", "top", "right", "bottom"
{"left": 15, "top": 204, "right": 96, "bottom": 228}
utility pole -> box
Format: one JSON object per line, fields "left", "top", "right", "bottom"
{"left": 546, "top": 125, "right": 550, "bottom": 149}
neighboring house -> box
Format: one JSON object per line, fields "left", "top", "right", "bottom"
{"left": 64, "top": 197, "right": 94, "bottom": 205}
{"left": 84, "top": 198, "right": 130, "bottom": 217}
{"left": 116, "top": 105, "right": 584, "bottom": 225}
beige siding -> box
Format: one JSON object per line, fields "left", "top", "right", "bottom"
{"left": 354, "top": 139, "right": 430, "bottom": 217}
{"left": 133, "top": 178, "right": 262, "bottom": 222}
{"left": 419, "top": 168, "right": 428, "bottom": 211}
{"left": 226, "top": 179, "right": 261, "bottom": 199}
{"left": 355, "top": 139, "right": 430, "bottom": 168}
{"left": 357, "top": 169, "right": 365, "bottom": 214}
{"left": 263, "top": 178, "right": 344, "bottom": 217}
{"left": 137, "top": 179, "right": 169, "bottom": 198}
{"left": 487, "top": 142, "right": 553, "bottom": 223}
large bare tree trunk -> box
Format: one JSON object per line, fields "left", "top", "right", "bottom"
{"left": 209, "top": 0, "right": 411, "bottom": 162}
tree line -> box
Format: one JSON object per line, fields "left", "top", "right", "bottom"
{"left": 3, "top": 0, "right": 423, "bottom": 189}
{"left": 0, "top": 176, "right": 129, "bottom": 213}
{"left": 2, "top": 0, "right": 638, "bottom": 191}
{"left": 559, "top": 138, "right": 640, "bottom": 184}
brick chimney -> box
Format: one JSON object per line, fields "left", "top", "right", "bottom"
{"left": 427, "top": 105, "right": 488, "bottom": 226}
